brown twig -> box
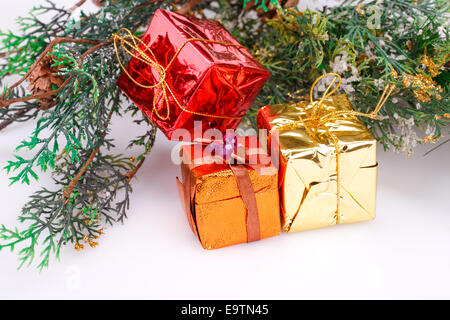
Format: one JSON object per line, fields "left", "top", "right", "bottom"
{"left": 70, "top": 0, "right": 88, "bottom": 12}
{"left": 244, "top": 0, "right": 297, "bottom": 20}
{"left": 65, "top": 120, "right": 151, "bottom": 202}
{"left": 423, "top": 138, "right": 450, "bottom": 156}
{"left": 0, "top": 77, "right": 73, "bottom": 108}
{"left": 79, "top": 39, "right": 113, "bottom": 62}
{"left": 92, "top": 0, "right": 106, "bottom": 7}
{"left": 177, "top": 0, "right": 204, "bottom": 15}
{"left": 124, "top": 158, "right": 146, "bottom": 182}
{"left": 63, "top": 96, "right": 116, "bottom": 203}
{"left": 63, "top": 147, "right": 99, "bottom": 204}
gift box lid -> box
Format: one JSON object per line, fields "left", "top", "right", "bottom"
{"left": 257, "top": 94, "right": 376, "bottom": 160}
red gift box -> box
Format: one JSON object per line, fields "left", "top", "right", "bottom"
{"left": 117, "top": 9, "right": 270, "bottom": 140}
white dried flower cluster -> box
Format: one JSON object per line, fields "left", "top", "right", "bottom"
{"left": 218, "top": 15, "right": 236, "bottom": 32}
{"left": 98, "top": 190, "right": 112, "bottom": 199}
{"left": 387, "top": 113, "right": 420, "bottom": 153}
{"left": 329, "top": 51, "right": 350, "bottom": 74}
{"left": 425, "top": 124, "right": 436, "bottom": 137}
{"left": 373, "top": 78, "right": 385, "bottom": 89}
{"left": 437, "top": 13, "right": 449, "bottom": 40}
{"left": 389, "top": 53, "right": 407, "bottom": 61}
{"left": 237, "top": 10, "right": 261, "bottom": 37}
{"left": 215, "top": 4, "right": 262, "bottom": 38}
{"left": 313, "top": 72, "right": 334, "bottom": 94}
{"left": 201, "top": 8, "right": 217, "bottom": 19}
{"left": 340, "top": 69, "right": 361, "bottom": 95}
{"left": 328, "top": 51, "right": 361, "bottom": 95}
{"left": 377, "top": 114, "right": 390, "bottom": 121}
{"left": 364, "top": 42, "right": 376, "bottom": 58}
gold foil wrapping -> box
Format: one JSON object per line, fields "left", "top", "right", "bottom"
{"left": 257, "top": 94, "right": 377, "bottom": 233}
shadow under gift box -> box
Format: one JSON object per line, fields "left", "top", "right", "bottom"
{"left": 117, "top": 9, "right": 270, "bottom": 140}
{"left": 176, "top": 141, "right": 281, "bottom": 249}
{"left": 257, "top": 94, "right": 378, "bottom": 233}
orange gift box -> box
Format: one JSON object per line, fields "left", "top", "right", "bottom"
{"left": 176, "top": 138, "right": 281, "bottom": 249}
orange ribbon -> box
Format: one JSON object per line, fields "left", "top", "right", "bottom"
{"left": 177, "top": 155, "right": 262, "bottom": 243}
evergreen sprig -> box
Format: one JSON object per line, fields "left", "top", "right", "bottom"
{"left": 0, "top": 0, "right": 164, "bottom": 270}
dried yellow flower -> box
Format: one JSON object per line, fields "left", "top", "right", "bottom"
{"left": 402, "top": 73, "right": 443, "bottom": 102}
{"left": 89, "top": 241, "right": 99, "bottom": 248}
{"left": 422, "top": 54, "right": 440, "bottom": 77}
{"left": 422, "top": 134, "right": 444, "bottom": 144}
{"left": 391, "top": 68, "right": 399, "bottom": 79}
{"left": 406, "top": 40, "right": 412, "bottom": 51}
{"left": 356, "top": 4, "right": 364, "bottom": 15}
{"left": 74, "top": 243, "right": 84, "bottom": 251}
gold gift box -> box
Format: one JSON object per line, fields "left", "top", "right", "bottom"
{"left": 257, "top": 94, "right": 377, "bottom": 233}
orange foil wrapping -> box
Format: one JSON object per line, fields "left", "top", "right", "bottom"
{"left": 176, "top": 139, "right": 281, "bottom": 249}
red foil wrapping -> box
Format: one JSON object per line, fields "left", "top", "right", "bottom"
{"left": 117, "top": 9, "right": 270, "bottom": 140}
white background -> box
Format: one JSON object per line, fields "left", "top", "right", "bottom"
{"left": 0, "top": 0, "right": 449, "bottom": 299}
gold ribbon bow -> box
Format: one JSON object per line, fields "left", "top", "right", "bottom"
{"left": 273, "top": 73, "right": 395, "bottom": 223}
{"left": 112, "top": 28, "right": 245, "bottom": 121}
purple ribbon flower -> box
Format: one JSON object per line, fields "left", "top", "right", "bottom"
{"left": 205, "top": 132, "right": 238, "bottom": 163}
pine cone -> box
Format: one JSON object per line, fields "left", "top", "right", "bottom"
{"left": 92, "top": 0, "right": 105, "bottom": 6}
{"left": 27, "top": 55, "right": 64, "bottom": 110}
{"left": 92, "top": 0, "right": 113, "bottom": 6}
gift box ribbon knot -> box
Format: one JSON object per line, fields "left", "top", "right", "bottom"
{"left": 180, "top": 135, "right": 277, "bottom": 243}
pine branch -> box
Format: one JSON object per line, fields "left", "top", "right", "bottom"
{"left": 0, "top": 0, "right": 167, "bottom": 269}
